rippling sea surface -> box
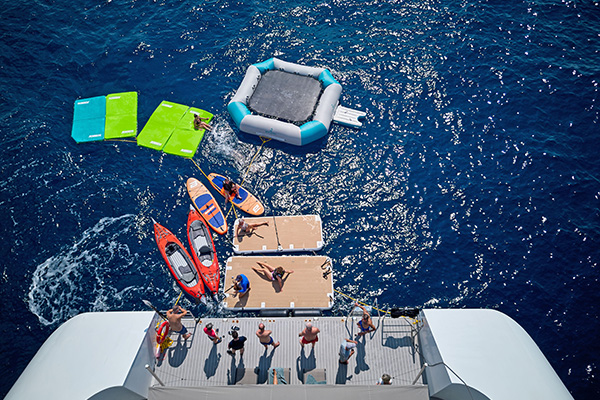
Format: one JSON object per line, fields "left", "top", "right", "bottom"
{"left": 1, "top": 0, "right": 598, "bottom": 397}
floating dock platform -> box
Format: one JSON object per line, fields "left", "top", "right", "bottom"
{"left": 224, "top": 256, "right": 333, "bottom": 311}
{"left": 233, "top": 215, "right": 323, "bottom": 254}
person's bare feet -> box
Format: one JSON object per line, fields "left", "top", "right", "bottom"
{"left": 273, "top": 341, "right": 280, "bottom": 348}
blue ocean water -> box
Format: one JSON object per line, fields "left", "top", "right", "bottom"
{"left": 1, "top": 0, "right": 598, "bottom": 397}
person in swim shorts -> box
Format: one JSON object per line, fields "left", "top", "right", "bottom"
{"left": 355, "top": 302, "right": 376, "bottom": 336}
{"left": 339, "top": 338, "right": 358, "bottom": 364}
{"left": 299, "top": 322, "right": 320, "bottom": 348}
{"left": 233, "top": 274, "right": 250, "bottom": 298}
{"left": 252, "top": 261, "right": 294, "bottom": 292}
{"left": 256, "top": 322, "right": 280, "bottom": 349}
{"left": 167, "top": 304, "right": 192, "bottom": 340}
{"left": 236, "top": 217, "right": 269, "bottom": 237}
{"left": 203, "top": 322, "right": 222, "bottom": 344}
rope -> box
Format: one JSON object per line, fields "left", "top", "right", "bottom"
{"left": 174, "top": 291, "right": 183, "bottom": 307}
{"left": 240, "top": 136, "right": 271, "bottom": 186}
{"left": 104, "top": 139, "right": 137, "bottom": 143}
{"left": 190, "top": 158, "right": 211, "bottom": 181}
{"left": 333, "top": 288, "right": 391, "bottom": 315}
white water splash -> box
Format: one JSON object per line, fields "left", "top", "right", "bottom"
{"left": 28, "top": 214, "right": 145, "bottom": 326}
{"left": 202, "top": 122, "right": 256, "bottom": 172}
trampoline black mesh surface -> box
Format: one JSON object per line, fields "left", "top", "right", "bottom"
{"left": 248, "top": 70, "right": 323, "bottom": 123}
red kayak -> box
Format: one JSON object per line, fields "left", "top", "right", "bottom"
{"left": 187, "top": 206, "right": 220, "bottom": 301}
{"left": 152, "top": 218, "right": 206, "bottom": 304}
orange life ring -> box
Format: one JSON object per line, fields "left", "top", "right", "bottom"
{"left": 156, "top": 321, "right": 170, "bottom": 344}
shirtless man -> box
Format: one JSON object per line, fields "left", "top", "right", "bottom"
{"left": 355, "top": 302, "right": 376, "bottom": 336}
{"left": 299, "top": 322, "right": 320, "bottom": 348}
{"left": 167, "top": 304, "right": 192, "bottom": 340}
{"left": 256, "top": 322, "right": 280, "bottom": 349}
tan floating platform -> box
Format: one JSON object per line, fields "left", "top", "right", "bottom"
{"left": 223, "top": 255, "right": 333, "bottom": 311}
{"left": 232, "top": 215, "right": 323, "bottom": 254}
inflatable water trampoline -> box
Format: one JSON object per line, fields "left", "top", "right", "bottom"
{"left": 228, "top": 58, "right": 365, "bottom": 146}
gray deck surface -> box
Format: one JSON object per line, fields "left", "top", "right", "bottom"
{"left": 154, "top": 316, "right": 423, "bottom": 387}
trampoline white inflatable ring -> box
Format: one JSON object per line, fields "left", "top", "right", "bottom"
{"left": 228, "top": 58, "right": 342, "bottom": 146}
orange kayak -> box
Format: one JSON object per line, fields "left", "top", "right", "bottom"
{"left": 152, "top": 218, "right": 206, "bottom": 303}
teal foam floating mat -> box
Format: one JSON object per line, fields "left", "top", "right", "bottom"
{"left": 71, "top": 96, "right": 106, "bottom": 143}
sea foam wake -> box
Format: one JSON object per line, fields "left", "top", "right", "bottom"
{"left": 28, "top": 214, "right": 144, "bottom": 326}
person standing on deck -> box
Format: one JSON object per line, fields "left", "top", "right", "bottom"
{"left": 167, "top": 305, "right": 192, "bottom": 340}
{"left": 256, "top": 322, "right": 280, "bottom": 349}
{"left": 299, "top": 322, "right": 320, "bottom": 348}
{"left": 203, "top": 322, "right": 222, "bottom": 344}
{"left": 227, "top": 330, "right": 247, "bottom": 356}
{"left": 339, "top": 338, "right": 358, "bottom": 364}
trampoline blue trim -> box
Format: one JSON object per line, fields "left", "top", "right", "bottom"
{"left": 300, "top": 120, "right": 327, "bottom": 145}
{"left": 253, "top": 58, "right": 275, "bottom": 74}
{"left": 227, "top": 101, "right": 251, "bottom": 127}
{"left": 319, "top": 70, "right": 340, "bottom": 88}
{"left": 229, "top": 58, "right": 342, "bottom": 146}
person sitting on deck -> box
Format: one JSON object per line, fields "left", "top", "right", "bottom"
{"left": 355, "top": 302, "right": 376, "bottom": 336}
{"left": 166, "top": 304, "right": 192, "bottom": 340}
{"left": 377, "top": 374, "right": 392, "bottom": 385}
{"left": 193, "top": 113, "right": 212, "bottom": 130}
{"left": 222, "top": 178, "right": 243, "bottom": 201}
{"left": 232, "top": 274, "right": 250, "bottom": 298}
{"left": 203, "top": 322, "right": 222, "bottom": 344}
{"left": 252, "top": 261, "right": 294, "bottom": 292}
{"left": 236, "top": 217, "right": 269, "bottom": 237}
{"left": 227, "top": 330, "right": 247, "bottom": 356}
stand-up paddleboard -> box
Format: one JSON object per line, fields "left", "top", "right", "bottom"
{"left": 187, "top": 177, "right": 227, "bottom": 235}
{"left": 152, "top": 218, "right": 206, "bottom": 304}
{"left": 187, "top": 206, "right": 220, "bottom": 301}
{"left": 207, "top": 173, "right": 265, "bottom": 216}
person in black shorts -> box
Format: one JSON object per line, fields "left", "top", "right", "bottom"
{"left": 227, "top": 330, "right": 247, "bottom": 356}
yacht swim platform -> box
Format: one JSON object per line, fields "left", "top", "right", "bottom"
{"left": 224, "top": 256, "right": 333, "bottom": 311}
{"left": 152, "top": 315, "right": 425, "bottom": 390}
{"left": 232, "top": 215, "right": 323, "bottom": 254}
